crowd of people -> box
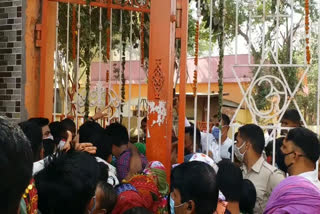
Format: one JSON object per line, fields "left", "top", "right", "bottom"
{"left": 1, "top": 109, "right": 320, "bottom": 214}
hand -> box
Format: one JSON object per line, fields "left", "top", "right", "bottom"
{"left": 72, "top": 134, "right": 80, "bottom": 149}
{"left": 76, "top": 143, "right": 97, "bottom": 155}
{"left": 62, "top": 131, "right": 72, "bottom": 152}
{"left": 92, "top": 106, "right": 109, "bottom": 121}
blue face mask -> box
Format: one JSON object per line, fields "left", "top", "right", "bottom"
{"left": 170, "top": 196, "right": 175, "bottom": 214}
{"left": 212, "top": 127, "right": 220, "bottom": 141}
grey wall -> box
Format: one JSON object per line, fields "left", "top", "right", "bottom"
{"left": 0, "top": 0, "right": 24, "bottom": 122}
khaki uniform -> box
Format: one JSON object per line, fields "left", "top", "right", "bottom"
{"left": 241, "top": 156, "right": 285, "bottom": 214}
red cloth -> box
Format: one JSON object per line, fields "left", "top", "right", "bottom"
{"left": 129, "top": 175, "right": 161, "bottom": 213}
{"left": 112, "top": 190, "right": 147, "bottom": 214}
{"left": 23, "top": 178, "right": 38, "bottom": 214}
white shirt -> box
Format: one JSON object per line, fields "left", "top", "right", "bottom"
{"left": 95, "top": 157, "right": 119, "bottom": 186}
{"left": 57, "top": 140, "right": 66, "bottom": 150}
{"left": 33, "top": 158, "right": 46, "bottom": 175}
{"left": 299, "top": 170, "right": 320, "bottom": 189}
{"left": 219, "top": 138, "right": 233, "bottom": 159}
{"left": 185, "top": 117, "right": 191, "bottom": 127}
{"left": 200, "top": 132, "right": 221, "bottom": 163}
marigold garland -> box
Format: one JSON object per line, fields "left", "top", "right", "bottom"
{"left": 193, "top": 20, "right": 200, "bottom": 97}
{"left": 305, "top": 0, "right": 310, "bottom": 64}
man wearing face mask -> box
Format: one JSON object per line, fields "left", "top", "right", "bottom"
{"left": 170, "top": 161, "right": 219, "bottom": 214}
{"left": 265, "top": 109, "right": 301, "bottom": 171}
{"left": 280, "top": 127, "right": 320, "bottom": 188}
{"left": 28, "top": 117, "right": 53, "bottom": 140}
{"left": 235, "top": 124, "right": 284, "bottom": 214}
{"left": 211, "top": 114, "right": 233, "bottom": 159}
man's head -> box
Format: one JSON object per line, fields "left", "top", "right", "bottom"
{"left": 217, "top": 160, "right": 243, "bottom": 202}
{"left": 184, "top": 126, "right": 201, "bottom": 155}
{"left": 141, "top": 117, "right": 147, "bottom": 136}
{"left": 49, "top": 121, "right": 64, "bottom": 144}
{"left": 105, "top": 123, "right": 129, "bottom": 157}
{"left": 221, "top": 114, "right": 230, "bottom": 138}
{"left": 79, "top": 121, "right": 104, "bottom": 143}
{"left": 280, "top": 127, "right": 320, "bottom": 175}
{"left": 19, "top": 121, "right": 43, "bottom": 162}
{"left": 92, "top": 181, "right": 117, "bottom": 214}
{"left": 61, "top": 118, "right": 76, "bottom": 139}
{"left": 171, "top": 161, "right": 219, "bottom": 214}
{"left": 235, "top": 124, "right": 265, "bottom": 164}
{"left": 79, "top": 121, "right": 112, "bottom": 162}
{"left": 211, "top": 114, "right": 230, "bottom": 140}
{"left": 35, "top": 151, "right": 100, "bottom": 214}
{"left": 240, "top": 179, "right": 256, "bottom": 214}
{"left": 281, "top": 109, "right": 301, "bottom": 128}
{"left": 0, "top": 117, "right": 33, "bottom": 214}
{"left": 28, "top": 117, "right": 51, "bottom": 140}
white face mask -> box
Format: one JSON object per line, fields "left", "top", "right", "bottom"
{"left": 45, "top": 134, "right": 54, "bottom": 141}
{"left": 234, "top": 141, "right": 247, "bottom": 162}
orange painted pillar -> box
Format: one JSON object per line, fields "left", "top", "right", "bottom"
{"left": 36, "top": 1, "right": 56, "bottom": 120}
{"left": 146, "top": 0, "right": 176, "bottom": 180}
{"left": 38, "top": 0, "right": 49, "bottom": 118}
{"left": 177, "top": 0, "right": 188, "bottom": 163}
{"left": 25, "top": 1, "right": 56, "bottom": 119}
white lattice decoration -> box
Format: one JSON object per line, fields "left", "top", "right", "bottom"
{"left": 230, "top": 0, "right": 311, "bottom": 127}
{"left": 231, "top": 49, "right": 309, "bottom": 126}
{"left": 226, "top": 0, "right": 320, "bottom": 166}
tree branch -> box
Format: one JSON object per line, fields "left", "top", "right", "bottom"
{"left": 238, "top": 27, "right": 259, "bottom": 59}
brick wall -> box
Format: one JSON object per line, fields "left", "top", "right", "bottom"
{"left": 0, "top": 0, "right": 24, "bottom": 122}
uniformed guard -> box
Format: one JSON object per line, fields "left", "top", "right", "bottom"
{"left": 235, "top": 124, "right": 285, "bottom": 214}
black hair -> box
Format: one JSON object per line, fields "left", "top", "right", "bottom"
{"left": 105, "top": 123, "right": 129, "bottom": 147}
{"left": 239, "top": 179, "right": 256, "bottom": 214}
{"left": 185, "top": 126, "right": 201, "bottom": 149}
{"left": 172, "top": 136, "right": 178, "bottom": 143}
{"left": 61, "top": 118, "right": 76, "bottom": 134}
{"left": 171, "top": 161, "right": 219, "bottom": 214}
{"left": 79, "top": 121, "right": 104, "bottom": 143}
{"left": 43, "top": 139, "right": 56, "bottom": 157}
{"left": 79, "top": 121, "right": 112, "bottom": 162}
{"left": 217, "top": 160, "right": 243, "bottom": 202}
{"left": 212, "top": 114, "right": 230, "bottom": 126}
{"left": 98, "top": 162, "right": 109, "bottom": 181}
{"left": 287, "top": 127, "right": 320, "bottom": 163}
{"left": 19, "top": 120, "right": 43, "bottom": 162}
{"left": 28, "top": 117, "right": 49, "bottom": 128}
{"left": 49, "top": 121, "right": 65, "bottom": 145}
{"left": 35, "top": 151, "right": 100, "bottom": 214}
{"left": 97, "top": 181, "right": 117, "bottom": 213}
{"left": 123, "top": 207, "right": 152, "bottom": 214}
{"left": 94, "top": 134, "right": 113, "bottom": 163}
{"left": 239, "top": 124, "right": 265, "bottom": 155}
{"left": 234, "top": 132, "right": 238, "bottom": 140}
{"left": 221, "top": 114, "right": 230, "bottom": 126}
{"left": 0, "top": 117, "right": 33, "bottom": 214}
{"left": 282, "top": 109, "right": 301, "bottom": 124}
{"left": 141, "top": 117, "right": 147, "bottom": 124}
